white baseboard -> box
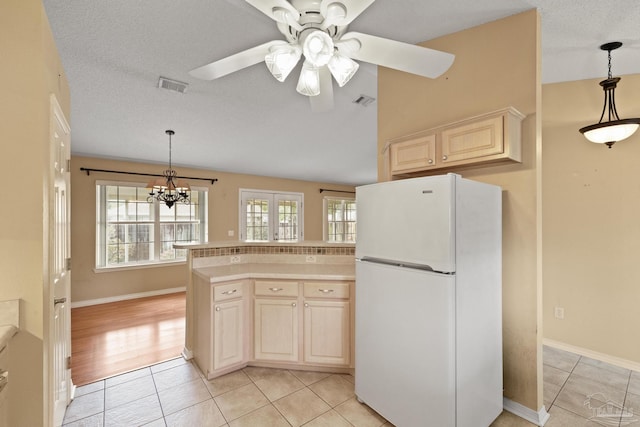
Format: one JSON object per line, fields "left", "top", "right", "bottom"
{"left": 182, "top": 347, "right": 193, "bottom": 360}
{"left": 70, "top": 287, "right": 186, "bottom": 308}
{"left": 544, "top": 338, "right": 640, "bottom": 372}
{"left": 503, "top": 398, "right": 550, "bottom": 426}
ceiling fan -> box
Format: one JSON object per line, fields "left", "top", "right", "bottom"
{"left": 190, "top": 0, "right": 455, "bottom": 111}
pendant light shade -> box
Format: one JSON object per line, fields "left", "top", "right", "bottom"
{"left": 328, "top": 52, "right": 359, "bottom": 87}
{"left": 579, "top": 42, "right": 640, "bottom": 148}
{"left": 296, "top": 60, "right": 321, "bottom": 96}
{"left": 265, "top": 44, "right": 302, "bottom": 82}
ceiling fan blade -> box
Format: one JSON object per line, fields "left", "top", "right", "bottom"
{"left": 339, "top": 31, "right": 455, "bottom": 79}
{"left": 310, "top": 67, "right": 334, "bottom": 112}
{"left": 246, "top": 0, "right": 300, "bottom": 23}
{"left": 190, "top": 41, "right": 287, "bottom": 80}
{"left": 320, "top": 0, "right": 375, "bottom": 26}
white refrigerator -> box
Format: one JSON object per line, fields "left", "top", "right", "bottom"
{"left": 355, "top": 173, "right": 503, "bottom": 427}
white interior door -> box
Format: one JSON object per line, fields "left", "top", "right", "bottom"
{"left": 50, "top": 95, "right": 72, "bottom": 426}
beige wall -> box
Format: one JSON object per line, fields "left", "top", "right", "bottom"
{"left": 542, "top": 74, "right": 640, "bottom": 363}
{"left": 0, "top": 0, "right": 70, "bottom": 425}
{"left": 378, "top": 10, "right": 542, "bottom": 411}
{"left": 71, "top": 156, "right": 355, "bottom": 303}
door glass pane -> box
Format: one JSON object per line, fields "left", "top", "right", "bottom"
{"left": 246, "top": 198, "right": 269, "bottom": 241}
{"left": 278, "top": 199, "right": 298, "bottom": 241}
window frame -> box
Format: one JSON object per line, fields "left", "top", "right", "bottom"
{"left": 95, "top": 180, "right": 208, "bottom": 270}
{"left": 239, "top": 189, "right": 304, "bottom": 242}
{"left": 323, "top": 197, "right": 357, "bottom": 243}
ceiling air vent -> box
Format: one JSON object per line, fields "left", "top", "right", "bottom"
{"left": 158, "top": 76, "right": 188, "bottom": 94}
{"left": 353, "top": 94, "right": 376, "bottom": 107}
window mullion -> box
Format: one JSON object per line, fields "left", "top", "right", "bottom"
{"left": 154, "top": 200, "right": 161, "bottom": 262}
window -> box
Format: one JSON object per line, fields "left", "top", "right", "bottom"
{"left": 96, "top": 182, "right": 207, "bottom": 268}
{"left": 324, "top": 198, "right": 356, "bottom": 242}
{"left": 240, "top": 189, "right": 303, "bottom": 242}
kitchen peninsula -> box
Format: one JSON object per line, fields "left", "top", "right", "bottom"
{"left": 175, "top": 241, "right": 355, "bottom": 380}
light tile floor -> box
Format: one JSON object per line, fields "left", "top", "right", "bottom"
{"left": 542, "top": 345, "right": 640, "bottom": 427}
{"left": 63, "top": 358, "right": 392, "bottom": 427}
{"left": 63, "top": 346, "right": 640, "bottom": 427}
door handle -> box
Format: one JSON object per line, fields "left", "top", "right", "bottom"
{"left": 54, "top": 297, "right": 67, "bottom": 306}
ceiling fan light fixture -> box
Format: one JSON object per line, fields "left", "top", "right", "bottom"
{"left": 265, "top": 44, "right": 302, "bottom": 82}
{"left": 328, "top": 52, "right": 359, "bottom": 87}
{"left": 296, "top": 60, "right": 321, "bottom": 96}
{"left": 302, "top": 30, "right": 334, "bottom": 67}
{"left": 579, "top": 42, "right": 640, "bottom": 148}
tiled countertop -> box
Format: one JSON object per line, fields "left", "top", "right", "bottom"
{"left": 194, "top": 263, "right": 355, "bottom": 283}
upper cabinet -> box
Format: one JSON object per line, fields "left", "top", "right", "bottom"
{"left": 386, "top": 107, "right": 525, "bottom": 178}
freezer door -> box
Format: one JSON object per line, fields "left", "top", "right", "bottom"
{"left": 355, "top": 174, "right": 456, "bottom": 272}
{"left": 355, "top": 260, "right": 456, "bottom": 427}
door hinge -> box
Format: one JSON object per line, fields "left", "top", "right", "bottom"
{"left": 66, "top": 356, "right": 71, "bottom": 370}
{"left": 66, "top": 159, "right": 71, "bottom": 172}
{"left": 65, "top": 257, "right": 71, "bottom": 271}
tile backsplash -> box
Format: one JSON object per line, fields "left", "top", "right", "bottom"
{"left": 191, "top": 245, "right": 355, "bottom": 258}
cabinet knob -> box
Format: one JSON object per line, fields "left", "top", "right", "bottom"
{"left": 318, "top": 289, "right": 334, "bottom": 294}
{"left": 428, "top": 159, "right": 433, "bottom": 164}
{"left": 442, "top": 155, "right": 448, "bottom": 161}
{"left": 215, "top": 306, "right": 220, "bottom": 311}
{"left": 269, "top": 287, "right": 283, "bottom": 292}
{"left": 221, "top": 289, "right": 237, "bottom": 295}
{"left": 304, "top": 303, "right": 309, "bottom": 308}
{"left": 292, "top": 302, "right": 297, "bottom": 307}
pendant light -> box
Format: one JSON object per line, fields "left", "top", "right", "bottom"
{"left": 147, "top": 130, "right": 190, "bottom": 208}
{"left": 579, "top": 42, "right": 640, "bottom": 148}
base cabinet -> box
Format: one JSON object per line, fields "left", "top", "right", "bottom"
{"left": 213, "top": 299, "right": 244, "bottom": 370}
{"left": 194, "top": 275, "right": 354, "bottom": 379}
{"left": 303, "top": 300, "right": 350, "bottom": 365}
{"left": 254, "top": 298, "right": 298, "bottom": 362}
{"left": 253, "top": 280, "right": 353, "bottom": 369}
{"left": 193, "top": 278, "right": 249, "bottom": 378}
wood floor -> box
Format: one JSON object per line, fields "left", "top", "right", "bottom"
{"left": 71, "top": 292, "right": 186, "bottom": 386}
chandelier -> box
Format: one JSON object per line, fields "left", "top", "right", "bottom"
{"left": 147, "top": 130, "right": 190, "bottom": 208}
{"left": 579, "top": 42, "right": 640, "bottom": 148}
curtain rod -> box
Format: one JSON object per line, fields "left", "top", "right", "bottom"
{"left": 80, "top": 167, "right": 218, "bottom": 184}
{"left": 319, "top": 188, "right": 355, "bottom": 194}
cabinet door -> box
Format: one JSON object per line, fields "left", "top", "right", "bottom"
{"left": 254, "top": 299, "right": 298, "bottom": 362}
{"left": 441, "top": 115, "right": 504, "bottom": 164}
{"left": 389, "top": 133, "right": 437, "bottom": 174}
{"left": 304, "top": 300, "right": 350, "bottom": 365}
{"left": 213, "top": 299, "right": 244, "bottom": 370}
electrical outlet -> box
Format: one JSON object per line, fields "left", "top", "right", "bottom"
{"left": 230, "top": 255, "right": 241, "bottom": 264}
{"left": 227, "top": 230, "right": 234, "bottom": 237}
{"left": 305, "top": 255, "right": 317, "bottom": 263}
{"left": 554, "top": 307, "right": 564, "bottom": 320}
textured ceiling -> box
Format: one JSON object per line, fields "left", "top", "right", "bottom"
{"left": 42, "top": 0, "right": 640, "bottom": 185}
